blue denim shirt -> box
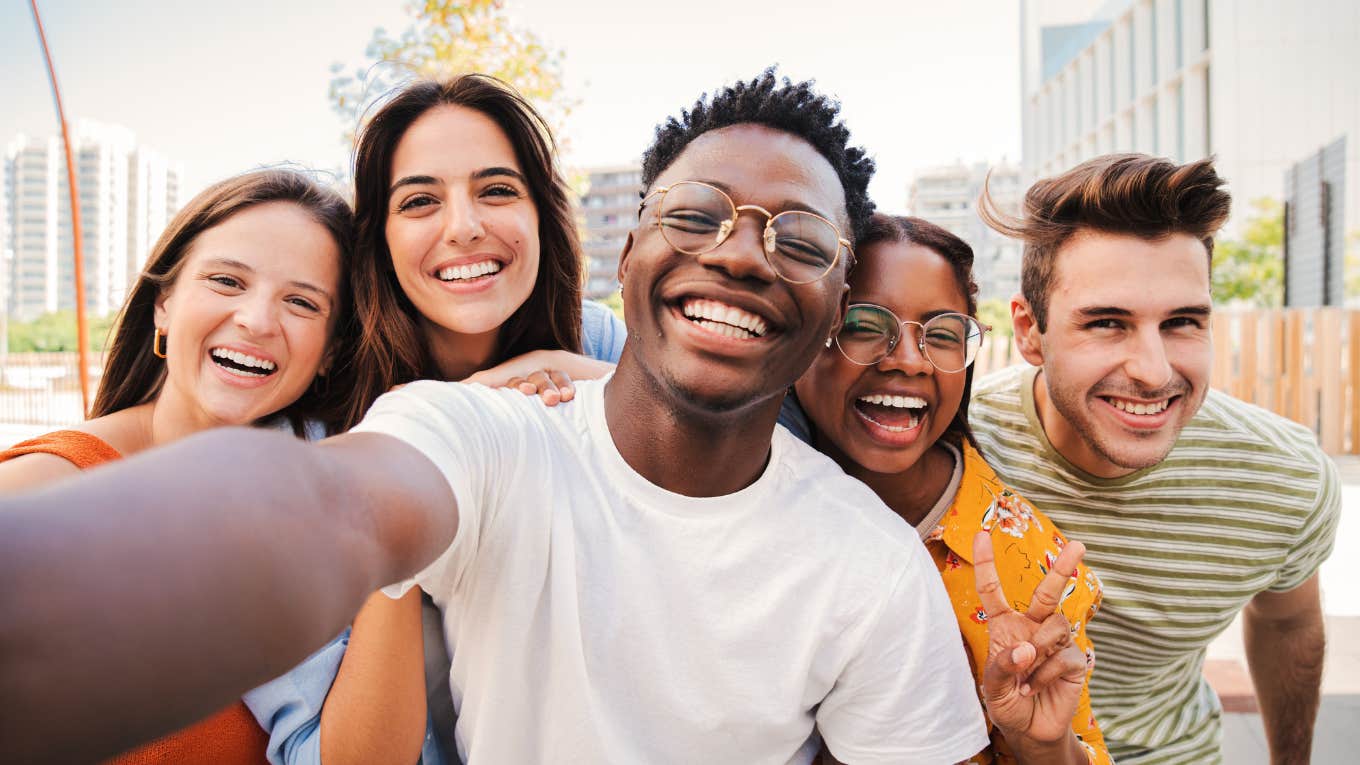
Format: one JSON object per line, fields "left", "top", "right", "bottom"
{"left": 243, "top": 300, "right": 626, "bottom": 765}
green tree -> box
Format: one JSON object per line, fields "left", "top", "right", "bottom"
{"left": 329, "top": 0, "right": 574, "bottom": 144}
{"left": 976, "top": 297, "right": 1013, "bottom": 338}
{"left": 6, "top": 310, "right": 117, "bottom": 353}
{"left": 598, "top": 290, "right": 624, "bottom": 321}
{"left": 1212, "top": 198, "right": 1284, "bottom": 308}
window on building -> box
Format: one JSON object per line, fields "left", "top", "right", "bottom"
{"left": 1175, "top": 0, "right": 1184, "bottom": 69}
{"left": 1150, "top": 0, "right": 1158, "bottom": 83}
{"left": 1176, "top": 81, "right": 1185, "bottom": 159}
{"left": 1151, "top": 97, "right": 1159, "bottom": 155}
{"left": 1127, "top": 18, "right": 1137, "bottom": 101}
{"left": 1202, "top": 0, "right": 1210, "bottom": 50}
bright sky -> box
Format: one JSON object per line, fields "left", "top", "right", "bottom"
{"left": 2, "top": 0, "right": 1022, "bottom": 211}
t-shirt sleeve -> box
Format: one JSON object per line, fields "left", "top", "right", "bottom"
{"left": 580, "top": 299, "right": 627, "bottom": 363}
{"left": 242, "top": 630, "right": 350, "bottom": 765}
{"left": 816, "top": 549, "right": 989, "bottom": 763}
{"left": 350, "top": 380, "right": 530, "bottom": 599}
{"left": 1271, "top": 450, "right": 1343, "bottom": 592}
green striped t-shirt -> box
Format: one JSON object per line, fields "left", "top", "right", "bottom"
{"left": 970, "top": 365, "right": 1341, "bottom": 765}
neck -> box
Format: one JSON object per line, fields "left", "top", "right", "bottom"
{"left": 834, "top": 441, "right": 957, "bottom": 528}
{"left": 148, "top": 383, "right": 221, "bottom": 447}
{"left": 1032, "top": 369, "right": 1131, "bottom": 479}
{"left": 602, "top": 355, "right": 783, "bottom": 498}
{"left": 422, "top": 319, "right": 499, "bottom": 380}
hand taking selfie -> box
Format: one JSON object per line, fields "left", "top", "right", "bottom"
{"left": 973, "top": 531, "right": 1090, "bottom": 753}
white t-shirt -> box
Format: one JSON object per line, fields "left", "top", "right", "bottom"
{"left": 355, "top": 377, "right": 987, "bottom": 765}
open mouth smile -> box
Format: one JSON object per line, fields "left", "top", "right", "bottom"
{"left": 679, "top": 297, "right": 770, "bottom": 341}
{"left": 210, "top": 347, "right": 278, "bottom": 379}
{"left": 854, "top": 392, "right": 928, "bottom": 433}
{"left": 435, "top": 259, "right": 503, "bottom": 283}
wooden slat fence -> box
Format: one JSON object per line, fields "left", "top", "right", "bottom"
{"left": 973, "top": 308, "right": 1359, "bottom": 455}
{"left": 3, "top": 308, "right": 1357, "bottom": 454}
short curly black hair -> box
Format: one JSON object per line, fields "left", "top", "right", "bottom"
{"left": 641, "top": 67, "right": 876, "bottom": 242}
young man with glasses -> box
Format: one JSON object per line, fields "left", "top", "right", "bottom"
{"left": 2, "top": 71, "right": 993, "bottom": 764}
{"left": 971, "top": 154, "right": 1342, "bottom": 765}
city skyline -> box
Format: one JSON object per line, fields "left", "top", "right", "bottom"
{"left": 2, "top": 0, "right": 1023, "bottom": 211}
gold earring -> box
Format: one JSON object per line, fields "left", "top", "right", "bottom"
{"left": 153, "top": 328, "right": 167, "bottom": 359}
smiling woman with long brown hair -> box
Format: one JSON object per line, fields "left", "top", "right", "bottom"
{"left": 245, "top": 74, "right": 626, "bottom": 765}
{"left": 0, "top": 167, "right": 357, "bottom": 764}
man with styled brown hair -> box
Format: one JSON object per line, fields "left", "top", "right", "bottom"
{"left": 972, "top": 153, "right": 1341, "bottom": 765}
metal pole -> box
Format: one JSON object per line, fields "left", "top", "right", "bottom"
{"left": 29, "top": 0, "right": 91, "bottom": 416}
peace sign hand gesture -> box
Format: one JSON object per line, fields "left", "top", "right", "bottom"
{"left": 972, "top": 531, "right": 1091, "bottom": 761}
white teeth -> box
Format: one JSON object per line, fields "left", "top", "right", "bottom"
{"left": 1110, "top": 398, "right": 1169, "bottom": 415}
{"left": 858, "top": 393, "right": 927, "bottom": 410}
{"left": 211, "top": 348, "right": 276, "bottom": 373}
{"left": 437, "top": 260, "right": 502, "bottom": 281}
{"left": 681, "top": 298, "right": 768, "bottom": 337}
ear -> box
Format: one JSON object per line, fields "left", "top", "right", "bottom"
{"left": 153, "top": 287, "right": 171, "bottom": 332}
{"left": 1011, "top": 293, "right": 1045, "bottom": 367}
{"left": 616, "top": 230, "right": 635, "bottom": 287}
{"left": 832, "top": 283, "right": 850, "bottom": 343}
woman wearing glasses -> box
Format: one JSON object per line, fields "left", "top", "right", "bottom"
{"left": 786, "top": 215, "right": 1112, "bottom": 765}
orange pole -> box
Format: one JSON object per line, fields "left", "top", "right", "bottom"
{"left": 30, "top": 0, "right": 91, "bottom": 416}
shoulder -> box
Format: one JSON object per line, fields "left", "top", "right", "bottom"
{"left": 771, "top": 430, "right": 924, "bottom": 563}
{"left": 0, "top": 450, "right": 85, "bottom": 490}
{"left": 971, "top": 364, "right": 1028, "bottom": 405}
{"left": 580, "top": 299, "right": 626, "bottom": 363}
{"left": 1178, "top": 390, "right": 1333, "bottom": 489}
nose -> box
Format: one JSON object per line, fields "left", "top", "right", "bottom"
{"left": 876, "top": 323, "right": 933, "bottom": 376}
{"left": 234, "top": 292, "right": 280, "bottom": 338}
{"left": 443, "top": 195, "right": 485, "bottom": 245}
{"left": 1123, "top": 325, "right": 1174, "bottom": 389}
{"left": 695, "top": 215, "right": 778, "bottom": 283}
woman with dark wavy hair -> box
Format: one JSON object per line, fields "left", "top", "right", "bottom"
{"left": 246, "top": 75, "right": 625, "bottom": 765}
{"left": 786, "top": 214, "right": 1110, "bottom": 765}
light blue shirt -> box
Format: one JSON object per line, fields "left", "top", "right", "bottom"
{"left": 243, "top": 300, "right": 627, "bottom": 765}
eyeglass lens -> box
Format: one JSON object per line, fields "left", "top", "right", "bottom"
{"left": 836, "top": 305, "right": 983, "bottom": 372}
{"left": 655, "top": 182, "right": 840, "bottom": 283}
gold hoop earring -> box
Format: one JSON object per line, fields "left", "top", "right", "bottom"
{"left": 153, "top": 328, "right": 167, "bottom": 359}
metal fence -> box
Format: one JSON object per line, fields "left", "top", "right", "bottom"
{"left": 0, "top": 352, "right": 104, "bottom": 426}
{"left": 4, "top": 308, "right": 1358, "bottom": 454}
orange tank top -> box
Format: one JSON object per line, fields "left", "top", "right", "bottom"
{"left": 0, "top": 430, "right": 270, "bottom": 765}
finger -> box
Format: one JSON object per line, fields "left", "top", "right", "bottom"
{"left": 549, "top": 370, "right": 575, "bottom": 402}
{"left": 1020, "top": 643, "right": 1087, "bottom": 698}
{"left": 527, "top": 371, "right": 561, "bottom": 406}
{"left": 1026, "top": 612, "right": 1075, "bottom": 663}
{"left": 1025, "top": 539, "right": 1085, "bottom": 623}
{"left": 972, "top": 531, "right": 1013, "bottom": 619}
{"left": 503, "top": 376, "right": 533, "bottom": 395}
{"left": 981, "top": 639, "right": 1037, "bottom": 705}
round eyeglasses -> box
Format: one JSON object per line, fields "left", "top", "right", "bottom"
{"left": 638, "top": 180, "right": 852, "bottom": 284}
{"left": 834, "top": 303, "right": 990, "bottom": 373}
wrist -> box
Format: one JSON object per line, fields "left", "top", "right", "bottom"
{"left": 998, "top": 727, "right": 1086, "bottom": 765}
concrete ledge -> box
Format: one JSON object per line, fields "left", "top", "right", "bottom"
{"left": 1204, "top": 659, "right": 1259, "bottom": 714}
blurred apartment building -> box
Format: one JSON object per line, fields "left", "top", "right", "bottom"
{"left": 1020, "top": 0, "right": 1360, "bottom": 242}
{"left": 908, "top": 160, "right": 1024, "bottom": 300}
{"left": 2, "top": 120, "right": 182, "bottom": 321}
{"left": 579, "top": 164, "right": 642, "bottom": 299}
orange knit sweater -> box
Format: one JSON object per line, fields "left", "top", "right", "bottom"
{"left": 0, "top": 430, "right": 271, "bottom": 765}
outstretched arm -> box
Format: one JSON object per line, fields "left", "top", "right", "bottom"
{"left": 0, "top": 426, "right": 455, "bottom": 764}
{"left": 1244, "top": 574, "right": 1325, "bottom": 765}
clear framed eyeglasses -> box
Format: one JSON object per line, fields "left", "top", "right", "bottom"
{"left": 638, "top": 180, "right": 852, "bottom": 284}
{"left": 834, "top": 303, "right": 989, "bottom": 373}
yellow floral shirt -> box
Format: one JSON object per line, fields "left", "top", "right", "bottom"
{"left": 925, "top": 441, "right": 1110, "bottom": 765}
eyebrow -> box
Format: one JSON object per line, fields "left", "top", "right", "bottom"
{"left": 203, "top": 258, "right": 334, "bottom": 302}
{"left": 389, "top": 167, "right": 527, "bottom": 196}
{"left": 691, "top": 178, "right": 836, "bottom": 221}
{"left": 1074, "top": 304, "right": 1212, "bottom": 319}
